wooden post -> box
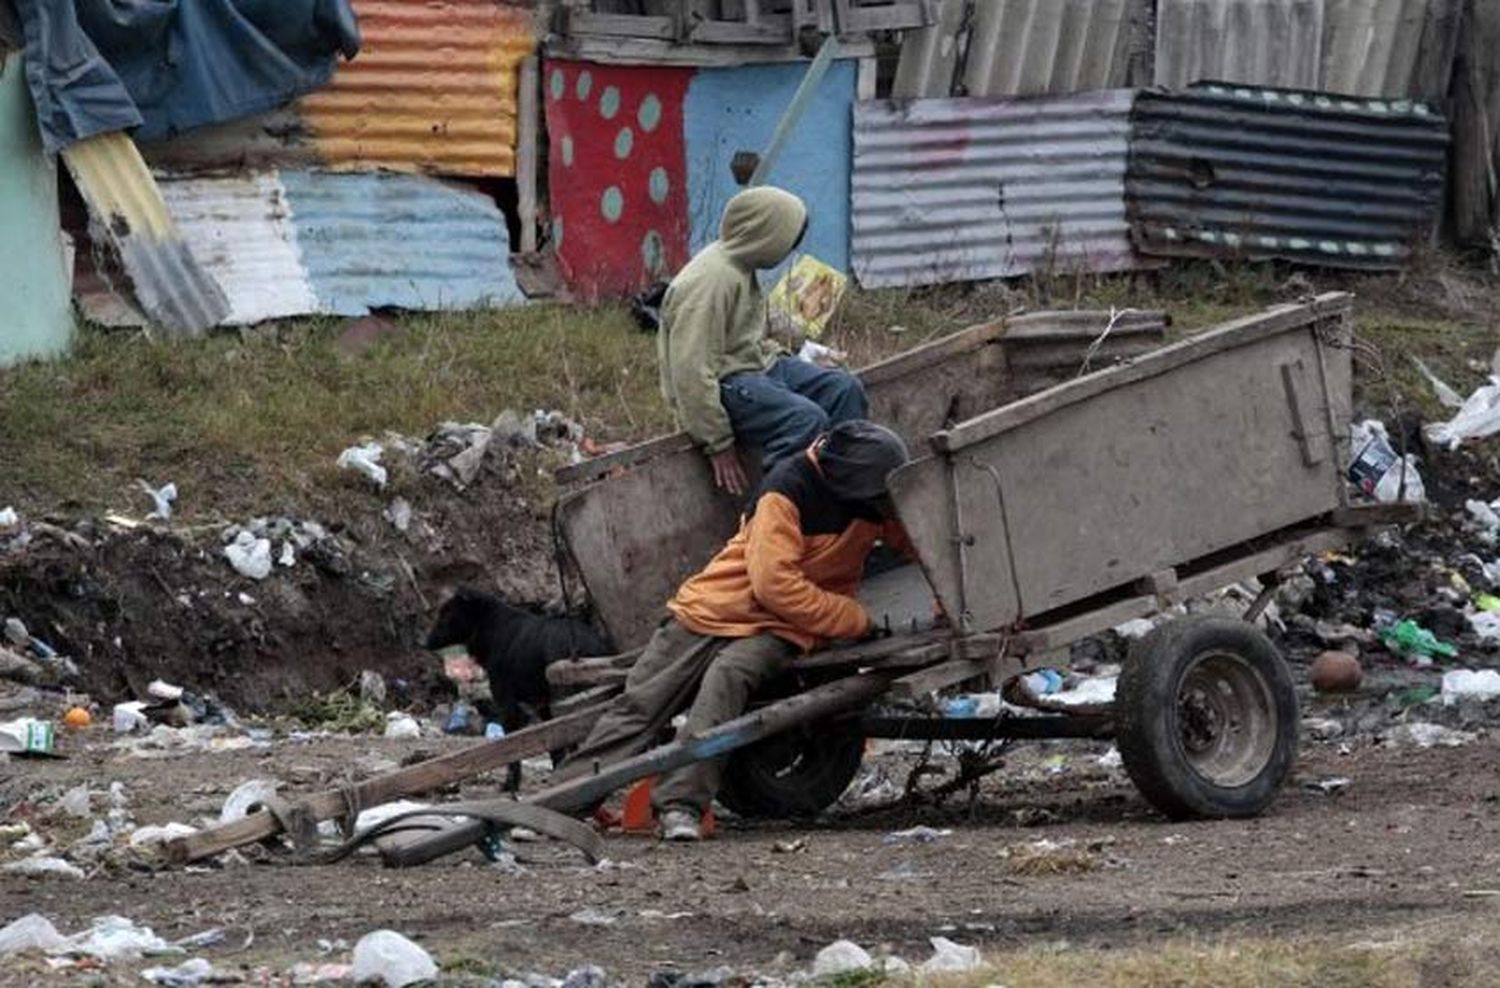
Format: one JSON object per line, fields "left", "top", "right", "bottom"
{"left": 517, "top": 55, "right": 539, "bottom": 255}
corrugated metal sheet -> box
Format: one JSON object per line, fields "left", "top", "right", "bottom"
{"left": 891, "top": 0, "right": 968, "bottom": 98}
{"left": 156, "top": 173, "right": 319, "bottom": 326}
{"left": 1156, "top": 0, "right": 1460, "bottom": 99}
{"left": 297, "top": 0, "right": 535, "bottom": 177}
{"left": 1127, "top": 84, "right": 1449, "bottom": 270}
{"left": 963, "top": 0, "right": 1142, "bottom": 97}
{"left": 60, "top": 132, "right": 229, "bottom": 334}
{"left": 1155, "top": 0, "right": 1325, "bottom": 90}
{"left": 1322, "top": 0, "right": 1462, "bottom": 100}
{"left": 276, "top": 170, "right": 524, "bottom": 314}
{"left": 893, "top": 0, "right": 1145, "bottom": 99}
{"left": 852, "top": 89, "right": 1147, "bottom": 289}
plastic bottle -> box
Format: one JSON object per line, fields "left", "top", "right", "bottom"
{"left": 1023, "top": 669, "right": 1065, "bottom": 695}
{"left": 444, "top": 702, "right": 474, "bottom": 735}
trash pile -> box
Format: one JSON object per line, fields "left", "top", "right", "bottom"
{"left": 336, "top": 407, "right": 594, "bottom": 496}
{"left": 0, "top": 911, "right": 991, "bottom": 987}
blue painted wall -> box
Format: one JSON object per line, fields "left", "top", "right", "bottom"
{"left": 0, "top": 55, "right": 72, "bottom": 367}
{"left": 683, "top": 60, "right": 855, "bottom": 283}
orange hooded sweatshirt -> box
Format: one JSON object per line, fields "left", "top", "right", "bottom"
{"left": 668, "top": 449, "right": 911, "bottom": 653}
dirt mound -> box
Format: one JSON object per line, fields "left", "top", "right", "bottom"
{"left": 0, "top": 435, "right": 578, "bottom": 714}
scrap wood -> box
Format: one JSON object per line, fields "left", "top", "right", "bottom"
{"left": 165, "top": 699, "right": 611, "bottom": 865}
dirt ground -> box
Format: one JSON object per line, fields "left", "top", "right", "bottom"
{"left": 2, "top": 700, "right": 1499, "bottom": 986}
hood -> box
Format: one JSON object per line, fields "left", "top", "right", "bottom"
{"left": 718, "top": 187, "right": 808, "bottom": 269}
{"left": 815, "top": 420, "right": 910, "bottom": 503}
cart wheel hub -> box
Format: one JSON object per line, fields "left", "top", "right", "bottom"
{"left": 1174, "top": 650, "right": 1277, "bottom": 789}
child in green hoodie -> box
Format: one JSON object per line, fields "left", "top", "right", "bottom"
{"left": 659, "top": 187, "right": 868, "bottom": 495}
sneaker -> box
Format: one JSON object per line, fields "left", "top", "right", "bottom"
{"left": 658, "top": 808, "right": 702, "bottom": 842}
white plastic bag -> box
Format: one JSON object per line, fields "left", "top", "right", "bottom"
{"left": 812, "top": 940, "right": 873, "bottom": 976}
{"left": 1442, "top": 668, "right": 1500, "bottom": 704}
{"left": 919, "top": 936, "right": 984, "bottom": 973}
{"left": 223, "top": 532, "right": 272, "bottom": 580}
{"left": 350, "top": 930, "right": 437, "bottom": 987}
{"left": 337, "top": 442, "right": 388, "bottom": 488}
{"left": 1425, "top": 376, "right": 1500, "bottom": 449}
{"left": 0, "top": 914, "right": 65, "bottom": 954}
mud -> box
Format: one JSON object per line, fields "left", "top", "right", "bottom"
{"left": 1, "top": 723, "right": 1498, "bottom": 986}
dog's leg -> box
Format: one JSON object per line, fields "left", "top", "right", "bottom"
{"left": 500, "top": 700, "right": 527, "bottom": 793}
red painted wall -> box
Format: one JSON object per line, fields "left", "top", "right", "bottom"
{"left": 545, "top": 60, "right": 693, "bottom": 301}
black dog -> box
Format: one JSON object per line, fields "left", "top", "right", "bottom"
{"left": 424, "top": 587, "right": 612, "bottom": 790}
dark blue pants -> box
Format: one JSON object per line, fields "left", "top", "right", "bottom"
{"left": 720, "top": 356, "right": 869, "bottom": 466}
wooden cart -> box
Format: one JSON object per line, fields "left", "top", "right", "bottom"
{"left": 169, "top": 293, "right": 1407, "bottom": 867}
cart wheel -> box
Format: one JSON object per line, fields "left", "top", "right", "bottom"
{"left": 718, "top": 725, "right": 865, "bottom": 819}
{"left": 1116, "top": 616, "right": 1298, "bottom": 820}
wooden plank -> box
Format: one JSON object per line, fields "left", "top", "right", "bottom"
{"left": 691, "top": 14, "right": 793, "bottom": 43}
{"left": 554, "top": 433, "right": 695, "bottom": 487}
{"left": 546, "top": 648, "right": 644, "bottom": 686}
{"left": 553, "top": 683, "right": 621, "bottom": 715}
{"left": 1011, "top": 595, "right": 1159, "bottom": 655}
{"left": 886, "top": 652, "right": 1008, "bottom": 700}
{"left": 935, "top": 294, "right": 1352, "bottom": 453}
{"left": 857, "top": 319, "right": 1005, "bottom": 386}
{"left": 393, "top": 670, "right": 896, "bottom": 864}
{"left": 921, "top": 310, "right": 1357, "bottom": 628}
{"left": 550, "top": 665, "right": 630, "bottom": 686}
{"left": 563, "top": 11, "right": 677, "bottom": 39}
{"left": 1011, "top": 527, "right": 1352, "bottom": 654}
{"left": 165, "top": 701, "right": 610, "bottom": 864}
{"left": 543, "top": 34, "right": 876, "bottom": 67}
{"left": 857, "top": 55, "right": 878, "bottom": 99}
{"left": 834, "top": 0, "right": 931, "bottom": 31}
{"left": 517, "top": 56, "right": 539, "bottom": 255}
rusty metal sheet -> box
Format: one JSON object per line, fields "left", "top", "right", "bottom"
{"left": 852, "top": 90, "right": 1148, "bottom": 290}
{"left": 1127, "top": 84, "right": 1449, "bottom": 270}
{"left": 298, "top": 0, "right": 536, "bottom": 177}
{"left": 60, "top": 131, "right": 229, "bottom": 335}
{"left": 891, "top": 295, "right": 1355, "bottom": 633}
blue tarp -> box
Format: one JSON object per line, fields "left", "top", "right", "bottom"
{"left": 13, "top": 0, "right": 358, "bottom": 154}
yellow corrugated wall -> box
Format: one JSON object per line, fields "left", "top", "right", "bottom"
{"left": 300, "top": 0, "right": 536, "bottom": 177}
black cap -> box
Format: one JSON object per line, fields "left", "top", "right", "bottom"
{"left": 816, "top": 421, "right": 910, "bottom": 503}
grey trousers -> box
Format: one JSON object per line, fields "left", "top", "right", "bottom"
{"left": 555, "top": 618, "right": 795, "bottom": 815}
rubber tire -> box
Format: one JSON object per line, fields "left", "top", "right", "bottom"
{"left": 718, "top": 725, "right": 866, "bottom": 819}
{"left": 1116, "top": 615, "right": 1299, "bottom": 821}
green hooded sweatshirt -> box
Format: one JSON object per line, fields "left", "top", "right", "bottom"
{"left": 658, "top": 186, "right": 809, "bottom": 454}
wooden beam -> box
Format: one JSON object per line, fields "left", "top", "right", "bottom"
{"left": 517, "top": 56, "right": 539, "bottom": 255}
{"left": 165, "top": 701, "right": 611, "bottom": 864}
{"left": 552, "top": 683, "right": 621, "bottom": 715}
{"left": 543, "top": 34, "right": 876, "bottom": 67}
{"left": 545, "top": 648, "right": 644, "bottom": 686}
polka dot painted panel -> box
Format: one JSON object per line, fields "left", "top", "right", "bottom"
{"left": 545, "top": 59, "right": 692, "bottom": 301}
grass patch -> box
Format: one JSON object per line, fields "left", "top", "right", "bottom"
{"left": 917, "top": 934, "right": 1500, "bottom": 988}
{"left": 2, "top": 259, "right": 1497, "bottom": 521}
